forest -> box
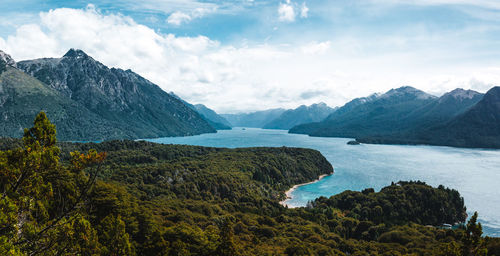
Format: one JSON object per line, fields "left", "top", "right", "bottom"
{"left": 1, "top": 112, "right": 499, "bottom": 255}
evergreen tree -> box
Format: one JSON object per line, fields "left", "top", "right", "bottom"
{"left": 0, "top": 112, "right": 105, "bottom": 255}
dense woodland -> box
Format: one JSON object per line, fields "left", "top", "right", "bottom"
{"left": 1, "top": 112, "right": 499, "bottom": 255}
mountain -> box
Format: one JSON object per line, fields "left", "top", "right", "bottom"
{"left": 168, "top": 92, "right": 231, "bottom": 130}
{"left": 262, "top": 103, "right": 336, "bottom": 130}
{"left": 361, "top": 87, "right": 499, "bottom": 148}
{"left": 436, "top": 86, "right": 500, "bottom": 148}
{"left": 222, "top": 108, "right": 287, "bottom": 128}
{"left": 16, "top": 49, "right": 215, "bottom": 139}
{"left": 290, "top": 86, "right": 438, "bottom": 137}
{"left": 193, "top": 104, "right": 232, "bottom": 130}
{"left": 0, "top": 52, "right": 129, "bottom": 140}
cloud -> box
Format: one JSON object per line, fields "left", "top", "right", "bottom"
{"left": 375, "top": 0, "right": 500, "bottom": 9}
{"left": 166, "top": 6, "right": 216, "bottom": 26}
{"left": 167, "top": 11, "right": 192, "bottom": 25}
{"left": 301, "top": 41, "right": 331, "bottom": 55}
{"left": 300, "top": 2, "right": 309, "bottom": 18}
{"left": 278, "top": 0, "right": 296, "bottom": 22}
{"left": 1, "top": 5, "right": 500, "bottom": 113}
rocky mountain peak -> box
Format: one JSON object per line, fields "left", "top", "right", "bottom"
{"left": 63, "top": 48, "right": 90, "bottom": 59}
{"left": 441, "top": 88, "right": 482, "bottom": 101}
{"left": 382, "top": 86, "right": 436, "bottom": 100}
{"left": 0, "top": 50, "right": 16, "bottom": 67}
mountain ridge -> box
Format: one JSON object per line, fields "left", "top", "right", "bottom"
{"left": 2, "top": 49, "right": 216, "bottom": 140}
{"left": 263, "top": 102, "right": 336, "bottom": 130}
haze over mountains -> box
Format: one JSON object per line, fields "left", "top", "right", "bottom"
{"left": 262, "top": 103, "right": 336, "bottom": 130}
{"left": 222, "top": 109, "right": 287, "bottom": 128}
{"left": 290, "top": 86, "right": 500, "bottom": 148}
{"left": 1, "top": 49, "right": 215, "bottom": 140}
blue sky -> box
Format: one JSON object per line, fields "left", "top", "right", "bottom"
{"left": 1, "top": 0, "right": 500, "bottom": 112}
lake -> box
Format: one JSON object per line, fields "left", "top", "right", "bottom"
{"left": 146, "top": 128, "right": 500, "bottom": 236}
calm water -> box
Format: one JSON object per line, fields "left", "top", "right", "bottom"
{"left": 146, "top": 128, "right": 500, "bottom": 236}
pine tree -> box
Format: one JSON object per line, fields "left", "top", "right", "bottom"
{"left": 0, "top": 112, "right": 105, "bottom": 255}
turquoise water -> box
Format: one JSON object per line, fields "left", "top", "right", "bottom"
{"left": 146, "top": 128, "right": 500, "bottom": 237}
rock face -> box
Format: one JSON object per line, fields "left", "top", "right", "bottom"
{"left": 263, "top": 103, "right": 336, "bottom": 130}
{"left": 0, "top": 50, "right": 16, "bottom": 68}
{"left": 1, "top": 49, "right": 215, "bottom": 140}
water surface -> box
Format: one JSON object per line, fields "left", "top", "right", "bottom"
{"left": 146, "top": 128, "right": 500, "bottom": 236}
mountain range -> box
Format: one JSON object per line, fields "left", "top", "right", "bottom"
{"left": 262, "top": 103, "right": 336, "bottom": 130}
{"left": 1, "top": 49, "right": 216, "bottom": 140}
{"left": 290, "top": 86, "right": 500, "bottom": 148}
{"left": 222, "top": 108, "right": 287, "bottom": 128}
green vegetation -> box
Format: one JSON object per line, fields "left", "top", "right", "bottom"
{"left": 1, "top": 112, "right": 499, "bottom": 255}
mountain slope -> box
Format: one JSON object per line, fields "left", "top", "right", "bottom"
{"left": 222, "top": 108, "right": 287, "bottom": 128}
{"left": 290, "top": 86, "right": 437, "bottom": 138}
{"left": 263, "top": 103, "right": 336, "bottom": 130}
{"left": 17, "top": 49, "right": 215, "bottom": 139}
{"left": 401, "top": 86, "right": 500, "bottom": 148}
{"left": 168, "top": 92, "right": 231, "bottom": 130}
{"left": 193, "top": 104, "right": 232, "bottom": 130}
{"left": 0, "top": 65, "right": 130, "bottom": 140}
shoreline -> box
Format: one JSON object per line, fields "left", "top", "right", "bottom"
{"left": 279, "top": 172, "right": 333, "bottom": 208}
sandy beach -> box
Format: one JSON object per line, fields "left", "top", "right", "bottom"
{"left": 279, "top": 172, "right": 333, "bottom": 207}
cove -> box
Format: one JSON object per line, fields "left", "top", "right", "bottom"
{"left": 146, "top": 128, "right": 500, "bottom": 236}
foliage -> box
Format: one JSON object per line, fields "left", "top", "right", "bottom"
{"left": 1, "top": 112, "right": 499, "bottom": 255}
{"left": 0, "top": 112, "right": 105, "bottom": 255}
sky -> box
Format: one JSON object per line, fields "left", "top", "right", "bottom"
{"left": 1, "top": 0, "right": 500, "bottom": 113}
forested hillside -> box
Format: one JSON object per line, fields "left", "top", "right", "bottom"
{"left": 1, "top": 113, "right": 498, "bottom": 255}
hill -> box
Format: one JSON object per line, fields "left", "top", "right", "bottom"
{"left": 263, "top": 103, "right": 336, "bottom": 130}
{"left": 16, "top": 49, "right": 215, "bottom": 139}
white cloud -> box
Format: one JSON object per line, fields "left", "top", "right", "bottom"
{"left": 278, "top": 1, "right": 295, "bottom": 22}
{"left": 1, "top": 6, "right": 499, "bottom": 113}
{"left": 167, "top": 11, "right": 192, "bottom": 25}
{"left": 375, "top": 0, "right": 500, "bottom": 9}
{"left": 301, "top": 2, "right": 309, "bottom": 18}
{"left": 166, "top": 6, "right": 216, "bottom": 26}
{"left": 301, "top": 41, "right": 331, "bottom": 55}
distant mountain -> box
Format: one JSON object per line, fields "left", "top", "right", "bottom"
{"left": 359, "top": 87, "right": 499, "bottom": 148}
{"left": 290, "top": 86, "right": 438, "bottom": 137}
{"left": 193, "top": 104, "right": 231, "bottom": 130}
{"left": 222, "top": 108, "right": 287, "bottom": 128}
{"left": 168, "top": 92, "right": 231, "bottom": 130}
{"left": 436, "top": 86, "right": 500, "bottom": 148}
{"left": 5, "top": 49, "right": 215, "bottom": 140}
{"left": 290, "top": 86, "right": 499, "bottom": 148}
{"left": 263, "top": 103, "right": 336, "bottom": 130}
